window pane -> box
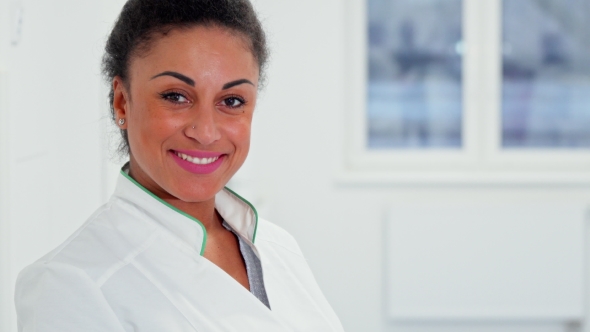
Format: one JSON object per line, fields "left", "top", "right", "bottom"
{"left": 502, "top": 0, "right": 590, "bottom": 148}
{"left": 367, "top": 0, "right": 463, "bottom": 149}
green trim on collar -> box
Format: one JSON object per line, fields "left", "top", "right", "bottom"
{"left": 223, "top": 186, "right": 259, "bottom": 244}
{"left": 120, "top": 170, "right": 208, "bottom": 256}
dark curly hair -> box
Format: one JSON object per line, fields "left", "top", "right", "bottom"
{"left": 102, "top": 0, "right": 268, "bottom": 156}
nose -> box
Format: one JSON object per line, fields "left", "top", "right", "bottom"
{"left": 185, "top": 106, "right": 221, "bottom": 146}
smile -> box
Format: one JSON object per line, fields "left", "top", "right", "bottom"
{"left": 174, "top": 152, "right": 219, "bottom": 165}
{"left": 170, "top": 149, "right": 225, "bottom": 175}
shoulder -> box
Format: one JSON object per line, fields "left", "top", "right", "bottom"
{"left": 15, "top": 259, "right": 126, "bottom": 331}
{"left": 254, "top": 218, "right": 304, "bottom": 257}
{"left": 14, "top": 198, "right": 158, "bottom": 331}
{"left": 20, "top": 197, "right": 159, "bottom": 287}
{"left": 16, "top": 260, "right": 101, "bottom": 305}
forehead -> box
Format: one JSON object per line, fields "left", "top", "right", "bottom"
{"left": 128, "top": 25, "right": 259, "bottom": 84}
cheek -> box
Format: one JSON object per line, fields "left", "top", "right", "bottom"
{"left": 225, "top": 117, "right": 252, "bottom": 152}
{"left": 132, "top": 103, "right": 183, "bottom": 146}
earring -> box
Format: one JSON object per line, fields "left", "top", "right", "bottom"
{"left": 119, "top": 118, "right": 125, "bottom": 125}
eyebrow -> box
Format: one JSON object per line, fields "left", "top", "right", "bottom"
{"left": 150, "top": 71, "right": 254, "bottom": 90}
{"left": 150, "top": 71, "right": 195, "bottom": 86}
{"left": 223, "top": 79, "right": 255, "bottom": 90}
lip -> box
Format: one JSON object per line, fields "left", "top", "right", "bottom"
{"left": 170, "top": 149, "right": 225, "bottom": 175}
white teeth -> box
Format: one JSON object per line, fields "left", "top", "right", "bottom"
{"left": 176, "top": 152, "right": 219, "bottom": 165}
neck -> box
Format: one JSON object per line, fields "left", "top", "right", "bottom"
{"left": 163, "top": 196, "right": 223, "bottom": 232}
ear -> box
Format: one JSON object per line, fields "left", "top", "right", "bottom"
{"left": 112, "top": 76, "right": 130, "bottom": 129}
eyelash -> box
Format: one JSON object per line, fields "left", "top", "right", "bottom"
{"left": 159, "top": 90, "right": 189, "bottom": 104}
{"left": 158, "top": 91, "right": 247, "bottom": 110}
{"left": 220, "top": 95, "right": 247, "bottom": 109}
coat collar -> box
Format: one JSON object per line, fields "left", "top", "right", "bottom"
{"left": 113, "top": 166, "right": 259, "bottom": 256}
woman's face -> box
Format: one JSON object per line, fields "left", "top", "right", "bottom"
{"left": 113, "top": 25, "right": 259, "bottom": 202}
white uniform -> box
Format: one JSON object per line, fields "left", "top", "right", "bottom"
{"left": 15, "top": 170, "right": 344, "bottom": 331}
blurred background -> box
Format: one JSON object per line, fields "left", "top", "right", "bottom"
{"left": 2, "top": 0, "right": 590, "bottom": 331}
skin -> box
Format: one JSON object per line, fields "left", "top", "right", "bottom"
{"left": 112, "top": 25, "right": 259, "bottom": 290}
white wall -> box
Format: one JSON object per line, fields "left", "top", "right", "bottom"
{"left": 248, "top": 1, "right": 590, "bottom": 331}
{"left": 1, "top": 1, "right": 590, "bottom": 332}
{"left": 0, "top": 1, "right": 12, "bottom": 330}
{"left": 0, "top": 1, "right": 125, "bottom": 331}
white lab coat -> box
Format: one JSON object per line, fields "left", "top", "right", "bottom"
{"left": 15, "top": 170, "right": 344, "bottom": 331}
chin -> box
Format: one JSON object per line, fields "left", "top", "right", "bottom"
{"left": 170, "top": 180, "right": 225, "bottom": 203}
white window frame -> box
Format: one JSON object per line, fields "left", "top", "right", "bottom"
{"left": 340, "top": 0, "right": 590, "bottom": 185}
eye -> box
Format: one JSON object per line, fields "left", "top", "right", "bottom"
{"left": 220, "top": 96, "right": 245, "bottom": 109}
{"left": 160, "top": 91, "right": 189, "bottom": 104}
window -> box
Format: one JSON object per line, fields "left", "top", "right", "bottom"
{"left": 343, "top": 0, "right": 590, "bottom": 183}
{"left": 368, "top": 0, "right": 463, "bottom": 149}
{"left": 502, "top": 0, "right": 590, "bottom": 148}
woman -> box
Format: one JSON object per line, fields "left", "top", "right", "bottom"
{"left": 14, "top": 0, "right": 344, "bottom": 331}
